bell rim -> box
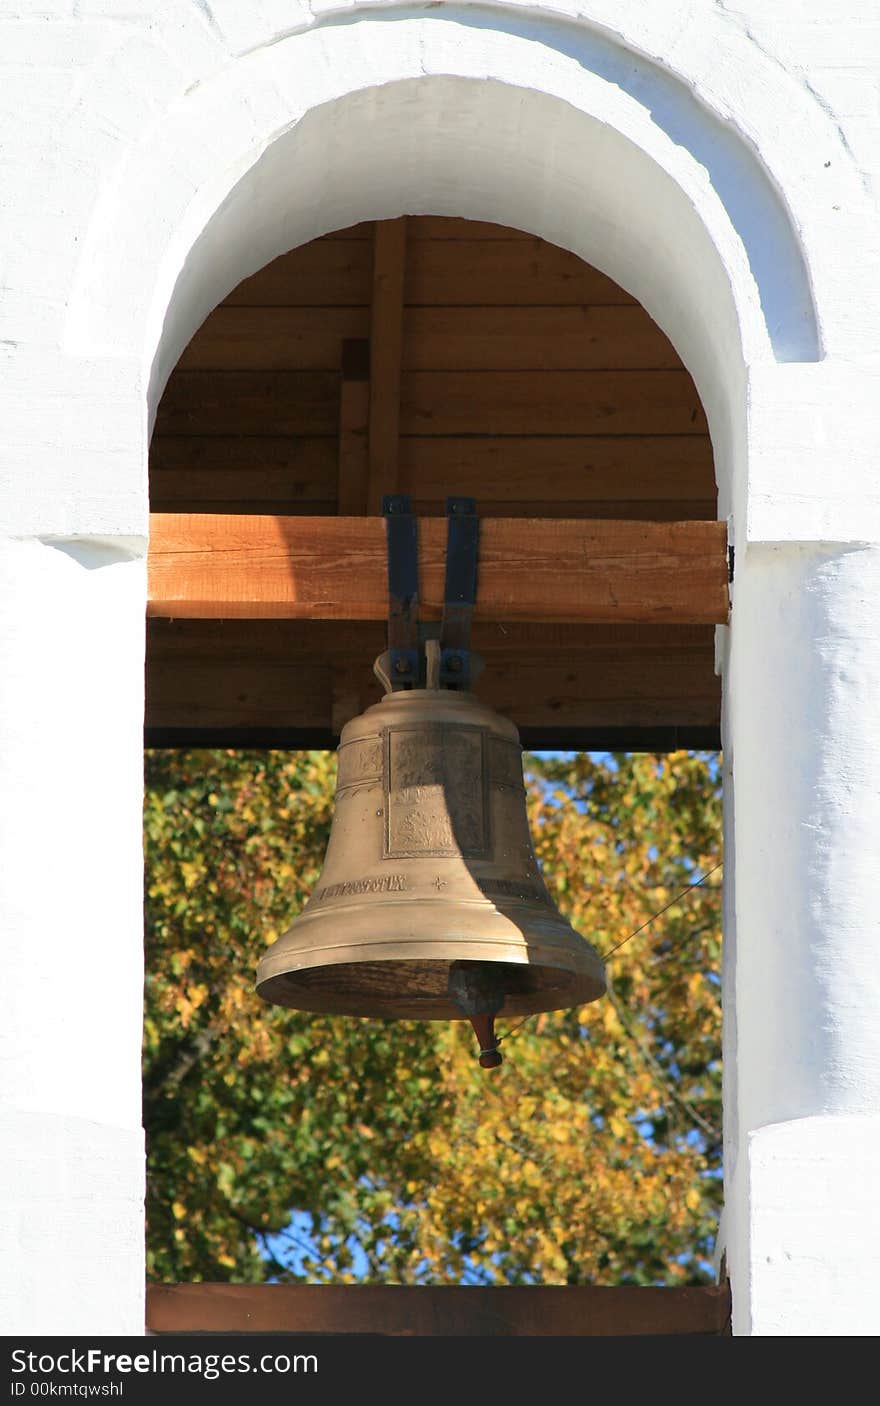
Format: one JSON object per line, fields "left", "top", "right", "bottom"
{"left": 256, "top": 910, "right": 607, "bottom": 1019}
{"left": 256, "top": 955, "right": 606, "bottom": 1020}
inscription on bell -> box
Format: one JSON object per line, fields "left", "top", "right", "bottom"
{"left": 314, "top": 873, "right": 408, "bottom": 902}
{"left": 384, "top": 724, "right": 489, "bottom": 859}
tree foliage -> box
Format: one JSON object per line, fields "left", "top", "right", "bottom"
{"left": 144, "top": 748, "right": 722, "bottom": 1286}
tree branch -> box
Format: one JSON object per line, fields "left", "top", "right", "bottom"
{"left": 606, "top": 978, "right": 721, "bottom": 1144}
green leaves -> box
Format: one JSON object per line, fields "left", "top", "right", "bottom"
{"left": 144, "top": 748, "right": 722, "bottom": 1286}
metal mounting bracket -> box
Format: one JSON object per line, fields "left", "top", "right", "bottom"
{"left": 439, "top": 496, "right": 479, "bottom": 689}
{"left": 382, "top": 494, "right": 420, "bottom": 689}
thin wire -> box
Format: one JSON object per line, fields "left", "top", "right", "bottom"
{"left": 600, "top": 861, "right": 722, "bottom": 961}
{"left": 495, "top": 1015, "right": 533, "bottom": 1048}
{"left": 493, "top": 860, "right": 722, "bottom": 1049}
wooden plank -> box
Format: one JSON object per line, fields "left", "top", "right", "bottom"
{"left": 149, "top": 431, "right": 714, "bottom": 516}
{"left": 224, "top": 240, "right": 373, "bottom": 306}
{"left": 155, "top": 370, "right": 706, "bottom": 440}
{"left": 149, "top": 436, "right": 337, "bottom": 481}
{"left": 149, "top": 441, "right": 714, "bottom": 516}
{"left": 149, "top": 497, "right": 339, "bottom": 516}
{"left": 326, "top": 649, "right": 716, "bottom": 736}
{"left": 305, "top": 650, "right": 719, "bottom": 734}
{"left": 174, "top": 305, "right": 679, "bottom": 372}
{"left": 407, "top": 216, "right": 533, "bottom": 240}
{"left": 368, "top": 217, "right": 408, "bottom": 511}
{"left": 337, "top": 339, "right": 371, "bottom": 515}
{"left": 147, "top": 515, "right": 729, "bottom": 624}
{"left": 403, "top": 305, "right": 683, "bottom": 371}
{"left": 177, "top": 307, "right": 369, "bottom": 370}
{"left": 150, "top": 499, "right": 716, "bottom": 521}
{"left": 147, "top": 650, "right": 718, "bottom": 733}
{"left": 401, "top": 500, "right": 717, "bottom": 522}
{"left": 400, "top": 370, "right": 707, "bottom": 436}
{"left": 405, "top": 239, "right": 635, "bottom": 306}
{"left": 146, "top": 618, "right": 718, "bottom": 660}
{"left": 149, "top": 728, "right": 721, "bottom": 752}
{"left": 218, "top": 227, "right": 634, "bottom": 308}
{"left": 149, "top": 490, "right": 714, "bottom": 521}
{"left": 154, "top": 371, "right": 339, "bottom": 436}
{"left": 145, "top": 619, "right": 720, "bottom": 738}
{"left": 145, "top": 1282, "right": 731, "bottom": 1336}
{"left": 480, "top": 658, "right": 718, "bottom": 729}
{"left": 147, "top": 659, "right": 331, "bottom": 730}
{"left": 149, "top": 437, "right": 338, "bottom": 512}
{"left": 397, "top": 435, "right": 714, "bottom": 502}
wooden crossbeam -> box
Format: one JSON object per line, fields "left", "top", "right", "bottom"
{"left": 147, "top": 515, "right": 729, "bottom": 624}
{"left": 146, "top": 1282, "right": 731, "bottom": 1336}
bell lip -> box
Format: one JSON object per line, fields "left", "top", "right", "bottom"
{"left": 256, "top": 904, "right": 607, "bottom": 1019}
{"left": 256, "top": 956, "right": 606, "bottom": 1021}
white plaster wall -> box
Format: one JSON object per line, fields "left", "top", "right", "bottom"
{"left": 722, "top": 543, "right": 880, "bottom": 1331}
{"left": 748, "top": 1115, "right": 880, "bottom": 1336}
{"left": 0, "top": 539, "right": 146, "bottom": 1333}
{"left": 1, "top": 0, "right": 879, "bottom": 1336}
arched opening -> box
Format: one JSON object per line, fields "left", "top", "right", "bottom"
{"left": 142, "top": 72, "right": 760, "bottom": 534}
{"left": 147, "top": 216, "right": 720, "bottom": 751}
{"left": 144, "top": 213, "right": 728, "bottom": 1332}
{"left": 70, "top": 36, "right": 820, "bottom": 532}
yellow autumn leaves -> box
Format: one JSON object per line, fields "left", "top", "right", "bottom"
{"left": 144, "top": 748, "right": 721, "bottom": 1287}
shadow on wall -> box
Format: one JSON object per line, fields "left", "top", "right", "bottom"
{"left": 323, "top": 6, "right": 820, "bottom": 363}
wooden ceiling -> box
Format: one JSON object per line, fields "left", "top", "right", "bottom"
{"left": 146, "top": 217, "right": 721, "bottom": 751}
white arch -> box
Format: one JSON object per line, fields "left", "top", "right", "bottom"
{"left": 66, "top": 9, "right": 823, "bottom": 535}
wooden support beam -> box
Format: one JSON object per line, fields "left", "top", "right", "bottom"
{"left": 145, "top": 619, "right": 721, "bottom": 744}
{"left": 146, "top": 1282, "right": 731, "bottom": 1336}
{"left": 337, "top": 338, "right": 371, "bottom": 514}
{"left": 145, "top": 619, "right": 721, "bottom": 740}
{"left": 147, "top": 515, "right": 729, "bottom": 624}
{"left": 367, "top": 217, "right": 407, "bottom": 511}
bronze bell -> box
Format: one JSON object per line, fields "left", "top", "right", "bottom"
{"left": 256, "top": 497, "right": 606, "bottom": 1066}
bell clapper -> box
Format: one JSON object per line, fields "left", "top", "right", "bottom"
{"left": 469, "top": 1011, "right": 503, "bottom": 1070}
{"left": 448, "top": 961, "right": 505, "bottom": 1070}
